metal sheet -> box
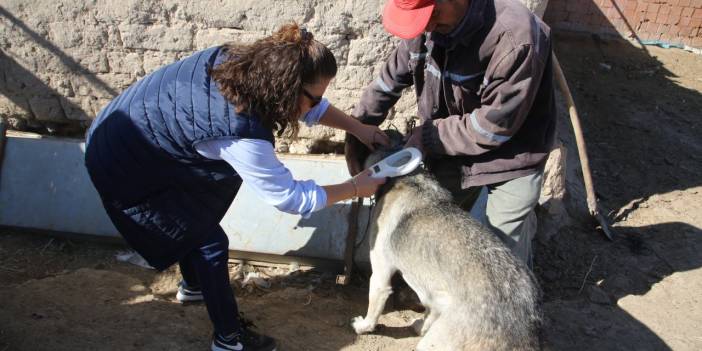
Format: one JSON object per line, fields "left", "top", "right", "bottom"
{"left": 0, "top": 135, "right": 370, "bottom": 262}
{"left": 0, "top": 136, "right": 118, "bottom": 237}
{"left": 222, "top": 156, "right": 366, "bottom": 261}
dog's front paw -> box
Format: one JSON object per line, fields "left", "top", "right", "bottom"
{"left": 351, "top": 316, "right": 375, "bottom": 334}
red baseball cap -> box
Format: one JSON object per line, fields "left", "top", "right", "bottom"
{"left": 382, "top": 0, "right": 436, "bottom": 39}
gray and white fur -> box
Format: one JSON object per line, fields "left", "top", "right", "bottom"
{"left": 351, "top": 133, "right": 541, "bottom": 351}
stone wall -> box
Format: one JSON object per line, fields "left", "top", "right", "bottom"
{"left": 0, "top": 0, "right": 420, "bottom": 151}
{"left": 0, "top": 0, "right": 565, "bottom": 150}
{"left": 0, "top": 0, "right": 591, "bottom": 149}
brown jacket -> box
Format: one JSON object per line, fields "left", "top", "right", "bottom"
{"left": 352, "top": 0, "right": 556, "bottom": 188}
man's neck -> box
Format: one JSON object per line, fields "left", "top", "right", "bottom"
{"left": 447, "top": 0, "right": 472, "bottom": 37}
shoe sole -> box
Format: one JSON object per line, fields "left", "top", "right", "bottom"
{"left": 176, "top": 291, "right": 204, "bottom": 303}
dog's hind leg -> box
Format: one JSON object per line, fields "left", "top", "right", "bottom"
{"left": 412, "top": 307, "right": 440, "bottom": 336}
{"left": 351, "top": 256, "right": 395, "bottom": 334}
{"left": 416, "top": 315, "right": 462, "bottom": 351}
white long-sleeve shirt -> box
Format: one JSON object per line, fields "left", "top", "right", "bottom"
{"left": 194, "top": 99, "right": 331, "bottom": 218}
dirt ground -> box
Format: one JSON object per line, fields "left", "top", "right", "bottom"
{"left": 1, "top": 32, "right": 701, "bottom": 350}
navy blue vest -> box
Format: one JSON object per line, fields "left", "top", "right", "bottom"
{"left": 85, "top": 46, "right": 274, "bottom": 270}
{"left": 88, "top": 46, "right": 274, "bottom": 159}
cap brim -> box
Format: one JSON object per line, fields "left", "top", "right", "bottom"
{"left": 382, "top": 1, "right": 435, "bottom": 39}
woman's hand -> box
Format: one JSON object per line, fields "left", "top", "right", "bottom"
{"left": 323, "top": 169, "right": 386, "bottom": 205}
{"left": 349, "top": 169, "right": 387, "bottom": 198}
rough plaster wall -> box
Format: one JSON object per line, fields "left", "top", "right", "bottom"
{"left": 0, "top": 0, "right": 419, "bottom": 150}
{"left": 0, "top": 0, "right": 553, "bottom": 151}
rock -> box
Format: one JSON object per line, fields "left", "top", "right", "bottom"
{"left": 276, "top": 142, "right": 290, "bottom": 153}
{"left": 29, "top": 97, "right": 66, "bottom": 122}
{"left": 118, "top": 23, "right": 194, "bottom": 52}
{"left": 5, "top": 116, "right": 29, "bottom": 131}
{"left": 0, "top": 96, "right": 31, "bottom": 119}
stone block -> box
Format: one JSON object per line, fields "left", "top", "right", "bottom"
{"left": 29, "top": 96, "right": 66, "bottom": 122}
{"left": 118, "top": 23, "right": 194, "bottom": 52}
{"left": 107, "top": 52, "right": 145, "bottom": 75}
{"left": 347, "top": 38, "right": 393, "bottom": 66}
{"left": 142, "top": 51, "right": 179, "bottom": 74}
{"left": 0, "top": 94, "right": 31, "bottom": 118}
{"left": 193, "top": 28, "right": 261, "bottom": 50}
{"left": 332, "top": 66, "right": 374, "bottom": 91}
{"left": 181, "top": 0, "right": 312, "bottom": 30}
{"left": 48, "top": 21, "right": 84, "bottom": 49}
{"left": 60, "top": 96, "right": 91, "bottom": 121}
{"left": 80, "top": 53, "right": 110, "bottom": 74}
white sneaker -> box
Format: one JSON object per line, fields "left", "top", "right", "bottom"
{"left": 176, "top": 282, "right": 204, "bottom": 303}
{"left": 212, "top": 330, "right": 277, "bottom": 351}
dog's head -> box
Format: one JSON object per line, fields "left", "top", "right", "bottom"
{"left": 362, "top": 129, "right": 425, "bottom": 199}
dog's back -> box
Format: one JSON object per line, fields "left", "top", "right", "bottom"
{"left": 355, "top": 168, "right": 541, "bottom": 350}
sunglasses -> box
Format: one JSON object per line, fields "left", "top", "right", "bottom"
{"left": 302, "top": 88, "right": 323, "bottom": 108}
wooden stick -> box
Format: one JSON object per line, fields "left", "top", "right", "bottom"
{"left": 337, "top": 198, "right": 361, "bottom": 285}
{"left": 552, "top": 53, "right": 614, "bottom": 240}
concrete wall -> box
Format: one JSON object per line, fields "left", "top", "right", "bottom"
{"left": 545, "top": 0, "right": 702, "bottom": 48}
{"left": 0, "top": 0, "right": 562, "bottom": 149}
{"left": 0, "top": 0, "right": 418, "bottom": 151}
{"left": 4, "top": 0, "right": 695, "bottom": 147}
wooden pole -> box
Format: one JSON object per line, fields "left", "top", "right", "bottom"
{"left": 551, "top": 54, "right": 614, "bottom": 240}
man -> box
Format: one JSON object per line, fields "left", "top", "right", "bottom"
{"left": 346, "top": 0, "right": 556, "bottom": 266}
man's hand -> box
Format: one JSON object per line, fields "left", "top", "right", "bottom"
{"left": 353, "top": 124, "right": 390, "bottom": 151}
{"left": 403, "top": 125, "right": 425, "bottom": 155}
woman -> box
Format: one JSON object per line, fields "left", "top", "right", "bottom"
{"left": 85, "top": 24, "right": 388, "bottom": 351}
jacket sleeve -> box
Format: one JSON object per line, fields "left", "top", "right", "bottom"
{"left": 351, "top": 40, "right": 415, "bottom": 126}
{"left": 194, "top": 138, "right": 327, "bottom": 219}
{"left": 423, "top": 43, "right": 548, "bottom": 156}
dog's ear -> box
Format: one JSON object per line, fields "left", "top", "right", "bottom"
{"left": 345, "top": 133, "right": 371, "bottom": 176}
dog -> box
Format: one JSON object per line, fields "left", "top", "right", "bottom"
{"left": 351, "top": 133, "right": 541, "bottom": 351}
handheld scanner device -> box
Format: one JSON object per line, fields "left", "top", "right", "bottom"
{"left": 368, "top": 147, "right": 423, "bottom": 178}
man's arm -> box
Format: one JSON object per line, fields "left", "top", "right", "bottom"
{"left": 346, "top": 40, "right": 416, "bottom": 175}
{"left": 351, "top": 40, "right": 415, "bottom": 125}
{"left": 422, "top": 43, "right": 549, "bottom": 156}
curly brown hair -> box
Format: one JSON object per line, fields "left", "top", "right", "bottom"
{"left": 210, "top": 23, "right": 337, "bottom": 138}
